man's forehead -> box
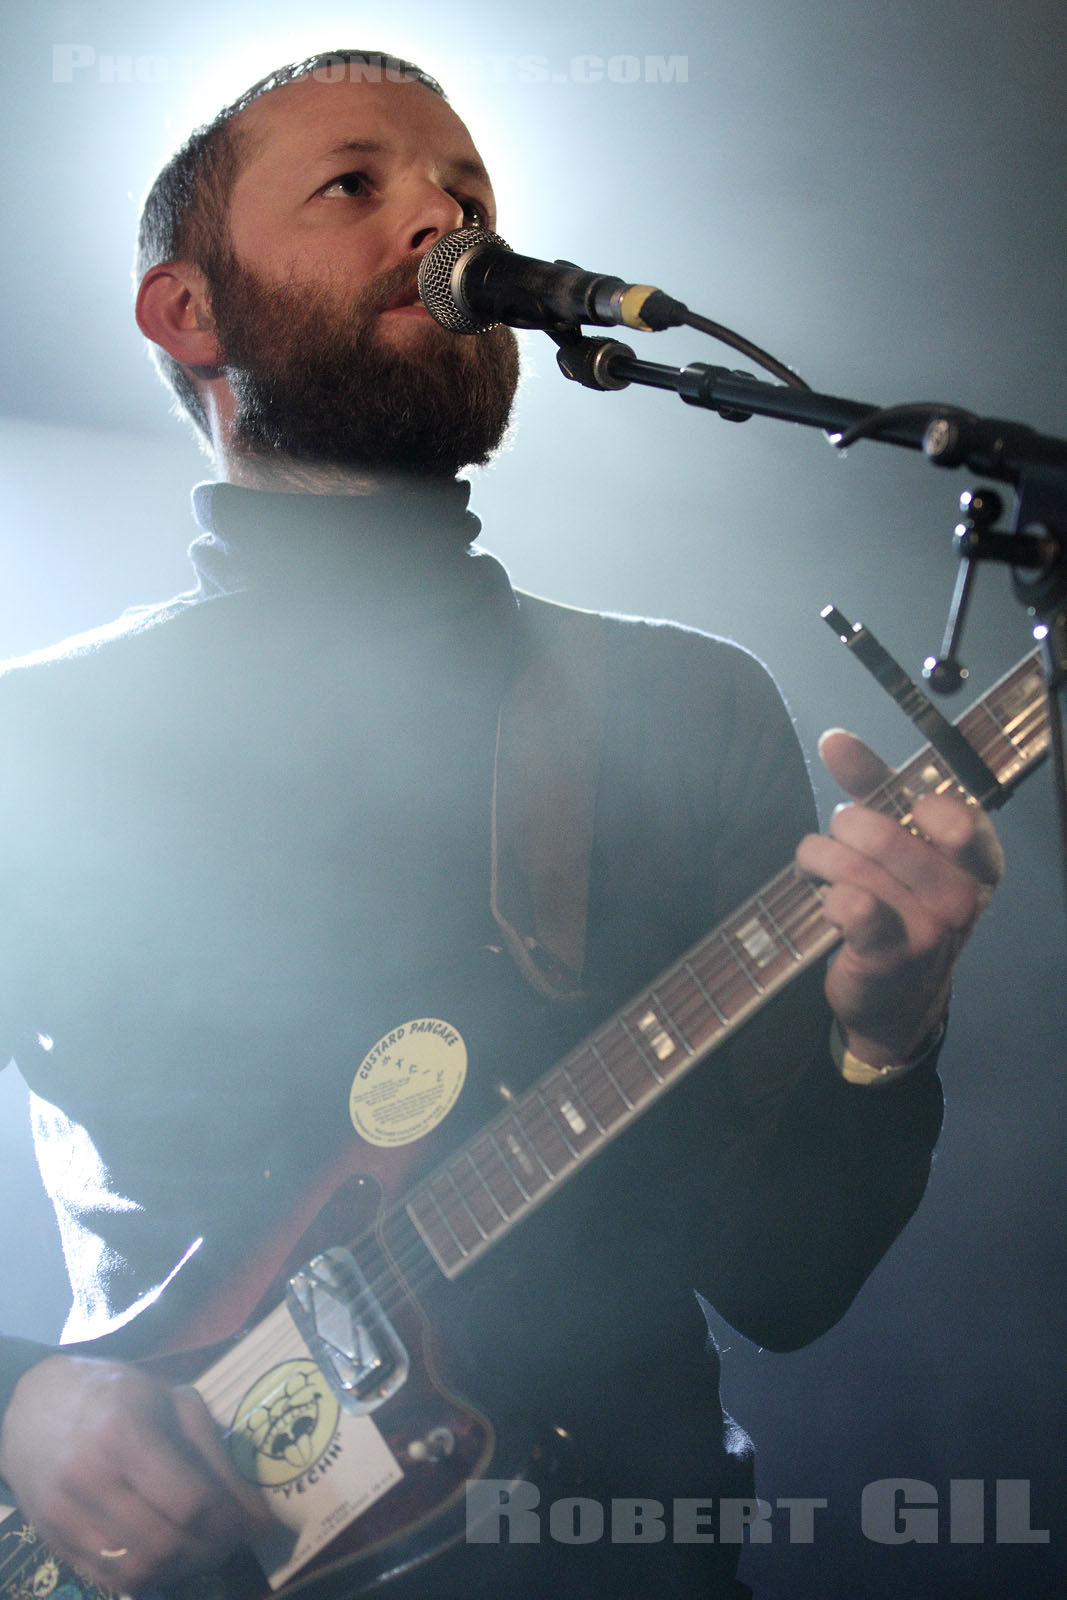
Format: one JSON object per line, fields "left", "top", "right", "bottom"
{"left": 232, "top": 75, "right": 489, "bottom": 184}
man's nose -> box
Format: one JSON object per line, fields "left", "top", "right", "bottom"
{"left": 399, "top": 181, "right": 469, "bottom": 255}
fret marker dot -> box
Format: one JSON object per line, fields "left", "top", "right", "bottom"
{"left": 637, "top": 1010, "right": 675, "bottom": 1060}
{"left": 506, "top": 1133, "right": 536, "bottom": 1175}
{"left": 558, "top": 1098, "right": 587, "bottom": 1136}
{"left": 735, "top": 917, "right": 776, "bottom": 968}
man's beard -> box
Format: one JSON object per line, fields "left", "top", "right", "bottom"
{"left": 205, "top": 249, "right": 521, "bottom": 477}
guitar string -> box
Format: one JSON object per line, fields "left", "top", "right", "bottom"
{"left": 194, "top": 863, "right": 833, "bottom": 1395}
{"left": 182, "top": 687, "right": 1053, "bottom": 1448}
{"left": 346, "top": 661, "right": 1048, "bottom": 1300}
{"left": 144, "top": 868, "right": 825, "bottom": 1429}
{"left": 212, "top": 673, "right": 1049, "bottom": 1359}
{"left": 286, "top": 668, "right": 1050, "bottom": 1322}
{"left": 65, "top": 858, "right": 842, "bottom": 1467}
{"left": 211, "top": 844, "right": 956, "bottom": 1352}
{"left": 181, "top": 669, "right": 1051, "bottom": 1403}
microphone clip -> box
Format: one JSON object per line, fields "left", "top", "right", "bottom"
{"left": 548, "top": 326, "right": 635, "bottom": 392}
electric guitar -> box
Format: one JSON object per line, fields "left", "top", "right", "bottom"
{"left": 0, "top": 650, "right": 1050, "bottom": 1600}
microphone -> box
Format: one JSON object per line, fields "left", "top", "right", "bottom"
{"left": 417, "top": 227, "right": 688, "bottom": 336}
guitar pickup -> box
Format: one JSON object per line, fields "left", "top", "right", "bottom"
{"left": 286, "top": 1247, "right": 408, "bottom": 1414}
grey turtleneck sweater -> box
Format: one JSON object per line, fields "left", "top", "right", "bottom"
{"left": 0, "top": 480, "right": 943, "bottom": 1597}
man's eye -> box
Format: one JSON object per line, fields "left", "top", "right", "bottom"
{"left": 322, "top": 172, "right": 370, "bottom": 199}
{"left": 460, "top": 197, "right": 490, "bottom": 227}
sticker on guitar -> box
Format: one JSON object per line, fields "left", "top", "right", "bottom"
{"left": 195, "top": 1303, "right": 403, "bottom": 1590}
{"left": 348, "top": 1019, "right": 467, "bottom": 1148}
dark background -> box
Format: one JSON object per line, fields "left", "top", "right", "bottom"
{"left": 1, "top": 3, "right": 1064, "bottom": 1595}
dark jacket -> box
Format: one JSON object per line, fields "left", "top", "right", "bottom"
{"left": 0, "top": 482, "right": 943, "bottom": 1596}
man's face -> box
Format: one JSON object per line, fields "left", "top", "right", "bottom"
{"left": 205, "top": 74, "right": 519, "bottom": 475}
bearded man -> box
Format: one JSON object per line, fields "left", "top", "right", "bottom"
{"left": 0, "top": 50, "right": 1000, "bottom": 1600}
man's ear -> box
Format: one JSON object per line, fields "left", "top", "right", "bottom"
{"left": 135, "top": 262, "right": 223, "bottom": 376}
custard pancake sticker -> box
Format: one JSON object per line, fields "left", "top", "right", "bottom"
{"left": 350, "top": 1018, "right": 467, "bottom": 1147}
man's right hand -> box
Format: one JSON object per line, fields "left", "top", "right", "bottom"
{"left": 0, "top": 1353, "right": 274, "bottom": 1592}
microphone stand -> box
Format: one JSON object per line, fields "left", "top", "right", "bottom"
{"left": 548, "top": 327, "right": 1067, "bottom": 912}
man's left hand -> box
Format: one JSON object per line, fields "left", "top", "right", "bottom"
{"left": 794, "top": 728, "right": 1004, "bottom": 1070}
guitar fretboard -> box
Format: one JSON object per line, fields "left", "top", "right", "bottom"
{"left": 405, "top": 652, "right": 1049, "bottom": 1279}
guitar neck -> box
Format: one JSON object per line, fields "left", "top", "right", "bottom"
{"left": 403, "top": 652, "right": 1050, "bottom": 1280}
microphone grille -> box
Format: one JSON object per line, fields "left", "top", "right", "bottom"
{"left": 418, "top": 226, "right": 511, "bottom": 334}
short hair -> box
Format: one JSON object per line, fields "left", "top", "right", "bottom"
{"left": 136, "top": 50, "right": 447, "bottom": 438}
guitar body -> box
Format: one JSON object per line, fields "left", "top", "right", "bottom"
{"left": 149, "top": 1142, "right": 539, "bottom": 1600}
{"left": 0, "top": 1158, "right": 538, "bottom": 1600}
{"left": 197, "top": 1186, "right": 491, "bottom": 1593}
